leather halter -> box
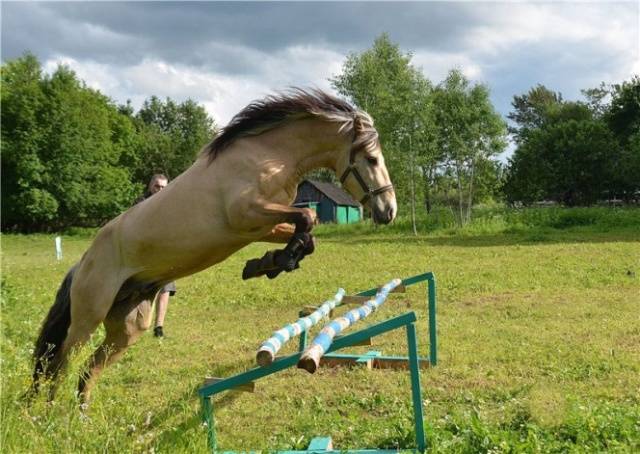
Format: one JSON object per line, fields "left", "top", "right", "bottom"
{"left": 339, "top": 146, "right": 394, "bottom": 205}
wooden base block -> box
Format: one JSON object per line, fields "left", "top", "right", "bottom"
{"left": 300, "top": 306, "right": 334, "bottom": 318}
{"left": 318, "top": 355, "right": 431, "bottom": 371}
{"left": 319, "top": 356, "right": 373, "bottom": 370}
{"left": 371, "top": 358, "right": 430, "bottom": 370}
{"left": 342, "top": 295, "right": 370, "bottom": 305}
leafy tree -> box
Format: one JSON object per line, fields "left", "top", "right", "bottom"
{"left": 39, "top": 65, "right": 138, "bottom": 226}
{"left": 1, "top": 53, "right": 57, "bottom": 228}
{"left": 131, "top": 96, "right": 216, "bottom": 183}
{"left": 1, "top": 54, "right": 138, "bottom": 230}
{"left": 507, "top": 85, "right": 562, "bottom": 144}
{"left": 331, "top": 33, "right": 437, "bottom": 231}
{"left": 2, "top": 53, "right": 219, "bottom": 231}
{"left": 606, "top": 76, "right": 640, "bottom": 145}
{"left": 505, "top": 77, "right": 639, "bottom": 205}
{"left": 431, "top": 70, "right": 507, "bottom": 225}
{"left": 504, "top": 98, "right": 620, "bottom": 206}
{"left": 604, "top": 76, "right": 640, "bottom": 200}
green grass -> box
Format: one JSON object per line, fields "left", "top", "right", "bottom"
{"left": 315, "top": 205, "right": 640, "bottom": 238}
{"left": 1, "top": 211, "right": 639, "bottom": 452}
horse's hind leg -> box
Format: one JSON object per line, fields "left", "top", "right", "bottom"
{"left": 45, "top": 286, "right": 118, "bottom": 401}
{"left": 77, "top": 298, "right": 153, "bottom": 404}
{"left": 45, "top": 251, "right": 123, "bottom": 400}
{"left": 45, "top": 315, "right": 105, "bottom": 401}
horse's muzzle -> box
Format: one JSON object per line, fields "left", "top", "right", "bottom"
{"left": 372, "top": 205, "right": 396, "bottom": 225}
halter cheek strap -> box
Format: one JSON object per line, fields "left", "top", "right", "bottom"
{"left": 339, "top": 147, "right": 394, "bottom": 205}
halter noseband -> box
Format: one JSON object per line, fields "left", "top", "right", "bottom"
{"left": 339, "top": 146, "right": 394, "bottom": 205}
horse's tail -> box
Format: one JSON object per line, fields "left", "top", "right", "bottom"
{"left": 32, "top": 266, "right": 76, "bottom": 385}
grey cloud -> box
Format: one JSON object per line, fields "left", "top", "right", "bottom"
{"left": 483, "top": 34, "right": 636, "bottom": 118}
{"left": 2, "top": 2, "right": 477, "bottom": 67}
{"left": 2, "top": 1, "right": 637, "bottom": 121}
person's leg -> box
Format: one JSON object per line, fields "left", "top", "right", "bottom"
{"left": 154, "top": 291, "right": 170, "bottom": 337}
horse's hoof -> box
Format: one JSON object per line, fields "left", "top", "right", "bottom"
{"left": 242, "top": 259, "right": 263, "bottom": 280}
{"left": 303, "top": 235, "right": 316, "bottom": 255}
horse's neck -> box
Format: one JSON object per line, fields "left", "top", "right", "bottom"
{"left": 275, "top": 119, "right": 349, "bottom": 183}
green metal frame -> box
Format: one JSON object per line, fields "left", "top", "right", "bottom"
{"left": 198, "top": 272, "right": 437, "bottom": 453}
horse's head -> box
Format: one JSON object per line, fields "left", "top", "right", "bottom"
{"left": 337, "top": 113, "right": 397, "bottom": 224}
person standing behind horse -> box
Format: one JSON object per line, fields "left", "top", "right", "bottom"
{"left": 136, "top": 174, "right": 176, "bottom": 338}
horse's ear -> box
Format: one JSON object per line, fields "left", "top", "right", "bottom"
{"left": 353, "top": 112, "right": 374, "bottom": 134}
{"left": 353, "top": 115, "right": 364, "bottom": 133}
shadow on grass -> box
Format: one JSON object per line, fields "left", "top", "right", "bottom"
{"left": 150, "top": 353, "right": 266, "bottom": 449}
{"left": 151, "top": 380, "right": 243, "bottom": 450}
{"left": 315, "top": 229, "right": 640, "bottom": 248}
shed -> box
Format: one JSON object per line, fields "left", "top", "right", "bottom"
{"left": 293, "top": 180, "right": 362, "bottom": 224}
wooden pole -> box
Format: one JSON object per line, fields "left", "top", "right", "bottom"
{"left": 297, "top": 279, "right": 401, "bottom": 373}
{"left": 256, "top": 288, "right": 345, "bottom": 366}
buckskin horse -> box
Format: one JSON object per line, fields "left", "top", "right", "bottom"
{"left": 31, "top": 89, "right": 397, "bottom": 404}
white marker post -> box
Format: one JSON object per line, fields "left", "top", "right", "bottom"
{"left": 55, "top": 236, "right": 62, "bottom": 261}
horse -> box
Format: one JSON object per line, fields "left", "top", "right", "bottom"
{"left": 31, "top": 88, "right": 397, "bottom": 404}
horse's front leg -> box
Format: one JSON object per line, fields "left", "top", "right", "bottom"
{"left": 240, "top": 203, "right": 317, "bottom": 280}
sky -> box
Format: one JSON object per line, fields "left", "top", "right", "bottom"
{"left": 2, "top": 1, "right": 639, "bottom": 137}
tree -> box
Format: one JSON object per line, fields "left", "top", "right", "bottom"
{"left": 504, "top": 99, "right": 619, "bottom": 206}
{"left": 132, "top": 96, "right": 216, "bottom": 182}
{"left": 1, "top": 53, "right": 58, "bottom": 229}
{"left": 431, "top": 70, "right": 507, "bottom": 225}
{"left": 606, "top": 76, "right": 640, "bottom": 144}
{"left": 507, "top": 85, "right": 562, "bottom": 145}
{"left": 1, "top": 54, "right": 139, "bottom": 230}
{"left": 2, "top": 53, "right": 219, "bottom": 231}
{"left": 504, "top": 77, "right": 640, "bottom": 205}
{"left": 604, "top": 76, "right": 640, "bottom": 200}
{"left": 39, "top": 65, "right": 139, "bottom": 226}
{"left": 331, "top": 33, "right": 437, "bottom": 231}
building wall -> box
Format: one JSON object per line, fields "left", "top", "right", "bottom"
{"left": 294, "top": 181, "right": 361, "bottom": 224}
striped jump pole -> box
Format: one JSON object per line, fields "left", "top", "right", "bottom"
{"left": 298, "top": 278, "right": 402, "bottom": 373}
{"left": 256, "top": 288, "right": 346, "bottom": 366}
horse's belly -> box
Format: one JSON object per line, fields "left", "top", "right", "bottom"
{"left": 131, "top": 236, "right": 250, "bottom": 281}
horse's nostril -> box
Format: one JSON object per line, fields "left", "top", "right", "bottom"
{"left": 387, "top": 207, "right": 396, "bottom": 221}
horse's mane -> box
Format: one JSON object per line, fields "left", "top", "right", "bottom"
{"left": 204, "top": 88, "right": 378, "bottom": 161}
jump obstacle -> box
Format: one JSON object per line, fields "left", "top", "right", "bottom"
{"left": 198, "top": 272, "right": 437, "bottom": 453}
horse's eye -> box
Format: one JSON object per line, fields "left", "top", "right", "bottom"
{"left": 366, "top": 156, "right": 378, "bottom": 166}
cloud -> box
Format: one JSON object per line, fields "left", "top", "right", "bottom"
{"left": 412, "top": 50, "right": 483, "bottom": 83}
{"left": 5, "top": 0, "right": 639, "bottom": 128}
{"left": 42, "top": 43, "right": 345, "bottom": 126}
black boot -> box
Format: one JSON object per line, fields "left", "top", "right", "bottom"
{"left": 154, "top": 326, "right": 164, "bottom": 338}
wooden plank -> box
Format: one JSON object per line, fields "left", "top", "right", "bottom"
{"left": 203, "top": 377, "right": 255, "bottom": 393}
{"left": 342, "top": 295, "right": 370, "bottom": 305}
{"left": 299, "top": 305, "right": 318, "bottom": 316}
{"left": 319, "top": 356, "right": 372, "bottom": 370}
{"left": 300, "top": 306, "right": 333, "bottom": 318}
{"left": 372, "top": 357, "right": 431, "bottom": 370}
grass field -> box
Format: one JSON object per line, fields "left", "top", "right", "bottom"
{"left": 2, "top": 209, "right": 639, "bottom": 453}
